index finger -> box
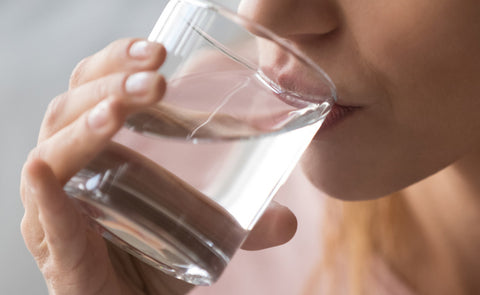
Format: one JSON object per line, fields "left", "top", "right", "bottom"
{"left": 69, "top": 38, "right": 166, "bottom": 89}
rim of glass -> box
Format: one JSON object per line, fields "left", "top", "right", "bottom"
{"left": 170, "top": 0, "right": 337, "bottom": 103}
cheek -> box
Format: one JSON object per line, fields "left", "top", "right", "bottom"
{"left": 350, "top": 1, "right": 476, "bottom": 87}
{"left": 304, "top": 1, "right": 480, "bottom": 200}
{"left": 350, "top": 1, "right": 480, "bottom": 146}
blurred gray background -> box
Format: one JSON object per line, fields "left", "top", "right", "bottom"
{"left": 0, "top": 0, "right": 170, "bottom": 293}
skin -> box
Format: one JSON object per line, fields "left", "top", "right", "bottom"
{"left": 21, "top": 0, "right": 480, "bottom": 294}
{"left": 20, "top": 39, "right": 297, "bottom": 295}
{"left": 240, "top": 0, "right": 480, "bottom": 293}
{"left": 240, "top": 0, "right": 480, "bottom": 200}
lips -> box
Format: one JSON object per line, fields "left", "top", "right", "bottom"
{"left": 258, "top": 59, "right": 360, "bottom": 132}
{"left": 263, "top": 69, "right": 360, "bottom": 131}
{"left": 319, "top": 103, "right": 359, "bottom": 131}
{"left": 258, "top": 55, "right": 336, "bottom": 102}
{"left": 268, "top": 68, "right": 360, "bottom": 131}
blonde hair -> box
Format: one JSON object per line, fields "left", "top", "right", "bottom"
{"left": 303, "top": 192, "right": 426, "bottom": 295}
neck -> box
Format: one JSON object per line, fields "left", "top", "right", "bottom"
{"left": 402, "top": 150, "right": 480, "bottom": 294}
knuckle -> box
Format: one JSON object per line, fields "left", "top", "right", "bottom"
{"left": 20, "top": 214, "right": 30, "bottom": 237}
{"left": 69, "top": 57, "right": 90, "bottom": 88}
{"left": 20, "top": 216, "right": 29, "bottom": 238}
{"left": 42, "top": 94, "right": 66, "bottom": 131}
{"left": 102, "top": 72, "right": 126, "bottom": 97}
{"left": 20, "top": 149, "right": 42, "bottom": 198}
{"left": 105, "top": 38, "right": 135, "bottom": 61}
{"left": 20, "top": 216, "right": 41, "bottom": 247}
{"left": 38, "top": 251, "right": 56, "bottom": 279}
{"left": 35, "top": 247, "right": 51, "bottom": 270}
{"left": 89, "top": 73, "right": 127, "bottom": 106}
{"left": 113, "top": 37, "right": 135, "bottom": 49}
{"left": 102, "top": 73, "right": 128, "bottom": 102}
{"left": 23, "top": 228, "right": 50, "bottom": 268}
{"left": 107, "top": 91, "right": 122, "bottom": 105}
{"left": 26, "top": 147, "right": 42, "bottom": 164}
{"left": 90, "top": 78, "right": 110, "bottom": 105}
{"left": 98, "top": 97, "right": 127, "bottom": 131}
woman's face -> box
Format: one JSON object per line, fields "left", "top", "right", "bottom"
{"left": 239, "top": 0, "right": 480, "bottom": 200}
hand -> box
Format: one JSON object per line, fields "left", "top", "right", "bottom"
{"left": 20, "top": 38, "right": 297, "bottom": 295}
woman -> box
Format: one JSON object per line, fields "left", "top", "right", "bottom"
{"left": 20, "top": 0, "right": 480, "bottom": 294}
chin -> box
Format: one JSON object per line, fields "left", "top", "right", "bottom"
{"left": 303, "top": 170, "right": 381, "bottom": 201}
{"left": 300, "top": 148, "right": 401, "bottom": 202}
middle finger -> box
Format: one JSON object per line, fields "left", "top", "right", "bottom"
{"left": 35, "top": 71, "right": 165, "bottom": 185}
{"left": 39, "top": 71, "right": 164, "bottom": 142}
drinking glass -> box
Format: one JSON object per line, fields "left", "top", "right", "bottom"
{"left": 65, "top": 0, "right": 336, "bottom": 286}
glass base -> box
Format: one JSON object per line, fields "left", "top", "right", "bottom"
{"left": 71, "top": 194, "right": 222, "bottom": 286}
{"left": 98, "top": 216, "right": 214, "bottom": 285}
{"left": 64, "top": 144, "right": 248, "bottom": 286}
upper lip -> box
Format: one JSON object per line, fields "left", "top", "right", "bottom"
{"left": 259, "top": 69, "right": 335, "bottom": 103}
{"left": 260, "top": 41, "right": 367, "bottom": 108}
{"left": 257, "top": 44, "right": 367, "bottom": 108}
{"left": 261, "top": 69, "right": 363, "bottom": 109}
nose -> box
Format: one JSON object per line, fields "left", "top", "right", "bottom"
{"left": 238, "top": 0, "right": 339, "bottom": 39}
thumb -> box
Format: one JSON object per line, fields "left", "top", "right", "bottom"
{"left": 241, "top": 201, "right": 297, "bottom": 251}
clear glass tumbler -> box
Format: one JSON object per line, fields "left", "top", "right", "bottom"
{"left": 65, "top": 0, "right": 336, "bottom": 286}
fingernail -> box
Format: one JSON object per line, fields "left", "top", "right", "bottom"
{"left": 129, "top": 40, "right": 154, "bottom": 59}
{"left": 125, "top": 72, "right": 155, "bottom": 96}
{"left": 88, "top": 101, "right": 110, "bottom": 129}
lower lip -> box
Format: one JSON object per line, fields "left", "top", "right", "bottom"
{"left": 317, "top": 104, "right": 359, "bottom": 133}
